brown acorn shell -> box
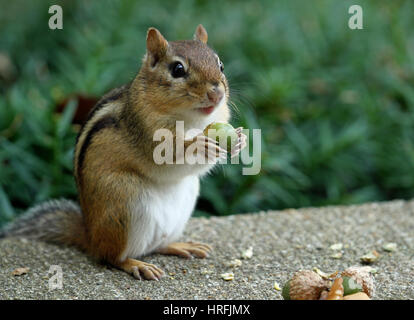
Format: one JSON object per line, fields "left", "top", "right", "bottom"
{"left": 341, "top": 266, "right": 375, "bottom": 297}
{"left": 289, "top": 270, "right": 330, "bottom": 300}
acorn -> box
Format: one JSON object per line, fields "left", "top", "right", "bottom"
{"left": 342, "top": 276, "right": 363, "bottom": 296}
{"left": 282, "top": 280, "right": 292, "bottom": 300}
{"left": 203, "top": 122, "right": 238, "bottom": 151}
{"left": 326, "top": 277, "right": 344, "bottom": 300}
{"left": 342, "top": 292, "right": 370, "bottom": 300}
{"left": 341, "top": 266, "right": 375, "bottom": 297}
{"left": 282, "top": 270, "right": 330, "bottom": 300}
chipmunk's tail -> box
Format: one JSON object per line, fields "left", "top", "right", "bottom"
{"left": 0, "top": 199, "right": 87, "bottom": 250}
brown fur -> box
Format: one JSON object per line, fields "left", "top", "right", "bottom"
{"left": 2, "top": 25, "right": 231, "bottom": 280}
{"left": 75, "top": 26, "right": 230, "bottom": 266}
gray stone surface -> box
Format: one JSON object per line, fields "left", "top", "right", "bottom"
{"left": 1, "top": 200, "right": 413, "bottom": 300}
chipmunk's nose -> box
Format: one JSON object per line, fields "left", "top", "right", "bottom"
{"left": 207, "top": 85, "right": 224, "bottom": 105}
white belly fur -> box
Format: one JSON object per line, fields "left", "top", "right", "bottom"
{"left": 120, "top": 175, "right": 199, "bottom": 260}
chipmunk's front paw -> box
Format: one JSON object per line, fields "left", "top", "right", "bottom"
{"left": 184, "top": 134, "right": 227, "bottom": 164}
{"left": 196, "top": 135, "right": 227, "bottom": 163}
{"left": 230, "top": 127, "right": 247, "bottom": 158}
{"left": 157, "top": 241, "right": 212, "bottom": 259}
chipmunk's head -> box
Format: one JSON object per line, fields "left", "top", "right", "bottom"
{"left": 134, "top": 25, "right": 229, "bottom": 122}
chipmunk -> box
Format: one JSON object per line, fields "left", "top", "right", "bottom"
{"left": 0, "top": 25, "right": 247, "bottom": 280}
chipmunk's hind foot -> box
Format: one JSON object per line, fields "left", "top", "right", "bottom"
{"left": 117, "top": 258, "right": 164, "bottom": 281}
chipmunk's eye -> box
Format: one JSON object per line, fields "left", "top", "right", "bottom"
{"left": 170, "top": 62, "right": 186, "bottom": 78}
{"left": 219, "top": 60, "right": 224, "bottom": 72}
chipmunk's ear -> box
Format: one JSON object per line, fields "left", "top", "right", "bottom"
{"left": 146, "top": 28, "right": 168, "bottom": 66}
{"left": 194, "top": 24, "right": 208, "bottom": 43}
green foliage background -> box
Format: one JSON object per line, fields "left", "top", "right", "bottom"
{"left": 1, "top": 0, "right": 414, "bottom": 225}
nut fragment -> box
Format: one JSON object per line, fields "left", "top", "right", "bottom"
{"left": 330, "top": 243, "right": 343, "bottom": 250}
{"left": 360, "top": 250, "right": 380, "bottom": 264}
{"left": 342, "top": 266, "right": 375, "bottom": 297}
{"left": 326, "top": 278, "right": 344, "bottom": 300}
{"left": 220, "top": 272, "right": 234, "bottom": 281}
{"left": 330, "top": 252, "right": 343, "bottom": 259}
{"left": 282, "top": 280, "right": 292, "bottom": 300}
{"left": 241, "top": 247, "right": 253, "bottom": 259}
{"left": 274, "top": 281, "right": 282, "bottom": 291}
{"left": 382, "top": 243, "right": 397, "bottom": 252}
{"left": 342, "top": 292, "right": 370, "bottom": 300}
{"left": 342, "top": 276, "right": 363, "bottom": 296}
{"left": 366, "top": 267, "right": 378, "bottom": 274}
{"left": 319, "top": 290, "right": 329, "bottom": 300}
{"left": 313, "top": 267, "right": 338, "bottom": 280}
{"left": 200, "top": 269, "right": 213, "bottom": 275}
{"left": 11, "top": 267, "right": 30, "bottom": 276}
{"left": 283, "top": 270, "right": 330, "bottom": 300}
{"left": 225, "top": 259, "right": 242, "bottom": 268}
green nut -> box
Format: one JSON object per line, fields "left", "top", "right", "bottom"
{"left": 342, "top": 276, "right": 363, "bottom": 296}
{"left": 203, "top": 122, "right": 238, "bottom": 151}
{"left": 282, "top": 280, "right": 291, "bottom": 300}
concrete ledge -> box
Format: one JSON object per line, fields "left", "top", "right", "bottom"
{"left": 1, "top": 200, "right": 413, "bottom": 299}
